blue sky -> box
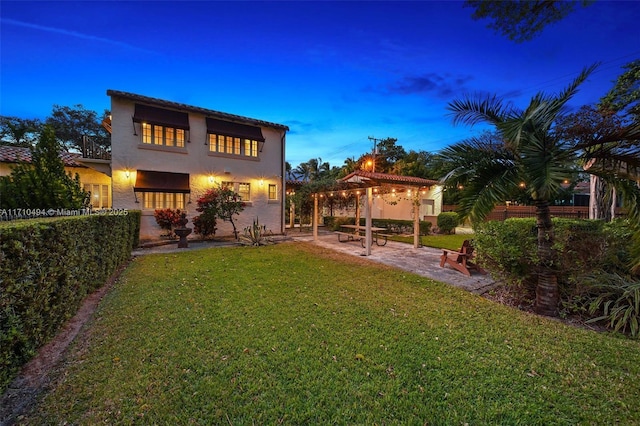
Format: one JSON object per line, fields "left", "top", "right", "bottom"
{"left": 2, "top": 1, "right": 639, "bottom": 167}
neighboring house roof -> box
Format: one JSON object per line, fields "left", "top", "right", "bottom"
{"left": 0, "top": 145, "right": 87, "bottom": 168}
{"left": 106, "top": 89, "right": 290, "bottom": 131}
{"left": 340, "top": 170, "right": 439, "bottom": 188}
{"left": 574, "top": 181, "right": 590, "bottom": 194}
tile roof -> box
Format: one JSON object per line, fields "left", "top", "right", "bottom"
{"left": 0, "top": 145, "right": 86, "bottom": 168}
{"left": 107, "top": 90, "right": 290, "bottom": 131}
{"left": 340, "top": 170, "right": 439, "bottom": 187}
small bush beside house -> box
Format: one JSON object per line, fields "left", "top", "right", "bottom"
{"left": 0, "top": 212, "right": 141, "bottom": 392}
{"left": 437, "top": 212, "right": 459, "bottom": 234}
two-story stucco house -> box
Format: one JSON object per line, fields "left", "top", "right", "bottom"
{"left": 107, "top": 90, "right": 289, "bottom": 242}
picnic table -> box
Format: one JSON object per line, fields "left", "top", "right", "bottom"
{"left": 335, "top": 224, "right": 389, "bottom": 247}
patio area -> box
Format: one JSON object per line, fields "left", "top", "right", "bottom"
{"left": 289, "top": 228, "right": 496, "bottom": 294}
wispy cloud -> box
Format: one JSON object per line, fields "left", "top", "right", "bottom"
{"left": 2, "top": 18, "right": 156, "bottom": 54}
{"left": 387, "top": 73, "right": 474, "bottom": 98}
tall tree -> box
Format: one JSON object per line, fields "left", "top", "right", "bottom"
{"left": 45, "top": 104, "right": 110, "bottom": 153}
{"left": 292, "top": 158, "right": 331, "bottom": 181}
{"left": 0, "top": 125, "right": 88, "bottom": 210}
{"left": 600, "top": 59, "right": 640, "bottom": 120}
{"left": 465, "top": 0, "right": 592, "bottom": 43}
{"left": 443, "top": 65, "right": 595, "bottom": 316}
{"left": 391, "top": 150, "right": 434, "bottom": 179}
{"left": 0, "top": 116, "right": 42, "bottom": 147}
{"left": 556, "top": 105, "right": 627, "bottom": 220}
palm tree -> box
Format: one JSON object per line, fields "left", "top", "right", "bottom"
{"left": 442, "top": 65, "right": 599, "bottom": 316}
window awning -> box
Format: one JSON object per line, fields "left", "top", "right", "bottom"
{"left": 133, "top": 104, "right": 190, "bottom": 130}
{"left": 134, "top": 170, "right": 190, "bottom": 193}
{"left": 206, "top": 117, "right": 265, "bottom": 142}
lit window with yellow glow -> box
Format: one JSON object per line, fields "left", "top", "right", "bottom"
{"left": 142, "top": 192, "right": 185, "bottom": 209}
{"left": 268, "top": 184, "right": 277, "bottom": 200}
{"left": 140, "top": 124, "right": 185, "bottom": 148}
{"left": 238, "top": 183, "right": 250, "bottom": 201}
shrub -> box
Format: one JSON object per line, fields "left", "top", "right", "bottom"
{"left": 437, "top": 212, "right": 459, "bottom": 234}
{"left": 153, "top": 208, "right": 182, "bottom": 235}
{"left": 192, "top": 186, "right": 245, "bottom": 239}
{"left": 239, "top": 218, "right": 274, "bottom": 246}
{"left": 0, "top": 212, "right": 141, "bottom": 392}
{"left": 584, "top": 273, "right": 640, "bottom": 338}
{"left": 326, "top": 216, "right": 353, "bottom": 231}
{"left": 474, "top": 218, "right": 636, "bottom": 324}
{"left": 0, "top": 126, "right": 89, "bottom": 211}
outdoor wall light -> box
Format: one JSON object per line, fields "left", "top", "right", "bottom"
{"left": 125, "top": 169, "right": 130, "bottom": 179}
{"left": 259, "top": 179, "right": 264, "bottom": 186}
{"left": 209, "top": 175, "right": 215, "bottom": 184}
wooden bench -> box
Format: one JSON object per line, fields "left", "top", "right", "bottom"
{"left": 439, "top": 240, "right": 486, "bottom": 276}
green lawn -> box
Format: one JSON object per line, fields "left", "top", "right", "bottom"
{"left": 26, "top": 242, "right": 640, "bottom": 424}
{"left": 390, "top": 233, "right": 471, "bottom": 250}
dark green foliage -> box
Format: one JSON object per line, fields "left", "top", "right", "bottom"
{"left": 192, "top": 186, "right": 244, "bottom": 239}
{"left": 0, "top": 126, "right": 89, "bottom": 210}
{"left": 465, "top": 0, "right": 592, "bottom": 43}
{"left": 0, "top": 211, "right": 140, "bottom": 392}
{"left": 45, "top": 104, "right": 110, "bottom": 153}
{"left": 238, "top": 218, "right": 274, "bottom": 246}
{"left": 474, "top": 218, "right": 638, "bottom": 327}
{"left": 584, "top": 273, "right": 640, "bottom": 338}
{"left": 437, "top": 212, "right": 459, "bottom": 234}
{"left": 0, "top": 116, "right": 42, "bottom": 147}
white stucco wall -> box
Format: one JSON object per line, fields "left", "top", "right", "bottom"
{"left": 110, "top": 96, "right": 286, "bottom": 241}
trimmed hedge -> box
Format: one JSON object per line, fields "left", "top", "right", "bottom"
{"left": 437, "top": 212, "right": 459, "bottom": 234}
{"left": 473, "top": 218, "right": 633, "bottom": 296}
{"left": 324, "top": 216, "right": 432, "bottom": 235}
{"left": 0, "top": 211, "right": 141, "bottom": 392}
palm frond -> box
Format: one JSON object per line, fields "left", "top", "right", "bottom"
{"left": 447, "top": 94, "right": 517, "bottom": 127}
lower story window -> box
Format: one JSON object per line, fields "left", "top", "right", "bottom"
{"left": 238, "top": 183, "right": 250, "bottom": 201}
{"left": 142, "top": 192, "right": 186, "bottom": 210}
{"left": 222, "top": 181, "right": 251, "bottom": 201}
{"left": 268, "top": 184, "right": 277, "bottom": 200}
{"left": 84, "top": 184, "right": 110, "bottom": 208}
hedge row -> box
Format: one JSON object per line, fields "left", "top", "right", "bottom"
{"left": 324, "top": 216, "right": 432, "bottom": 235}
{"left": 473, "top": 218, "right": 633, "bottom": 295}
{"left": 0, "top": 212, "right": 141, "bottom": 392}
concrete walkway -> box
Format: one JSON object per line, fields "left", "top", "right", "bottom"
{"left": 290, "top": 231, "right": 496, "bottom": 294}
{"left": 133, "top": 229, "right": 496, "bottom": 295}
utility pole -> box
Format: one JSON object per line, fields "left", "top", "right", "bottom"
{"left": 367, "top": 136, "right": 383, "bottom": 173}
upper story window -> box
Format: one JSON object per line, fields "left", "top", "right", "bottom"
{"left": 142, "top": 123, "right": 185, "bottom": 148}
{"left": 206, "top": 117, "right": 264, "bottom": 159}
{"left": 133, "top": 103, "right": 190, "bottom": 149}
{"left": 208, "top": 134, "right": 259, "bottom": 157}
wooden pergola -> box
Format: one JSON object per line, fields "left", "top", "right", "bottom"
{"left": 311, "top": 171, "right": 439, "bottom": 256}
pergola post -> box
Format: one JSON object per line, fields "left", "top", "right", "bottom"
{"left": 313, "top": 194, "right": 318, "bottom": 241}
{"left": 365, "top": 187, "right": 373, "bottom": 255}
{"left": 289, "top": 201, "right": 295, "bottom": 229}
{"left": 413, "top": 193, "right": 420, "bottom": 249}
